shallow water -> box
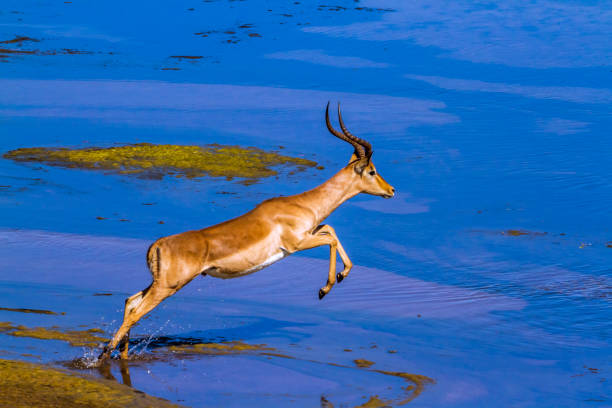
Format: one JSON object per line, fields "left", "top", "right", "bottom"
{"left": 0, "top": 0, "right": 610, "bottom": 406}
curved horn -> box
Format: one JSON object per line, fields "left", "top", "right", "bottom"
{"left": 326, "top": 102, "right": 365, "bottom": 159}
{"left": 337, "top": 103, "right": 372, "bottom": 159}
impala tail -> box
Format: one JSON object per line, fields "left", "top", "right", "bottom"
{"left": 146, "top": 241, "right": 162, "bottom": 279}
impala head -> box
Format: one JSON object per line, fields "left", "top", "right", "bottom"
{"left": 325, "top": 102, "right": 395, "bottom": 199}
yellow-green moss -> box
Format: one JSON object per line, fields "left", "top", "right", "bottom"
{"left": 4, "top": 324, "right": 107, "bottom": 348}
{"left": 0, "top": 359, "right": 180, "bottom": 408}
{"left": 3, "top": 143, "right": 318, "bottom": 181}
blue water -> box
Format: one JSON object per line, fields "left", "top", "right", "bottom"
{"left": 0, "top": 0, "right": 610, "bottom": 406}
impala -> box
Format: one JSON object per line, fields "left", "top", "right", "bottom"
{"left": 99, "top": 103, "right": 395, "bottom": 361}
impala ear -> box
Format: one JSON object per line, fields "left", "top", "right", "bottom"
{"left": 348, "top": 152, "right": 367, "bottom": 174}
{"left": 353, "top": 157, "right": 369, "bottom": 175}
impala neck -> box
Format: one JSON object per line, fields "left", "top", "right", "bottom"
{"left": 300, "top": 166, "right": 360, "bottom": 225}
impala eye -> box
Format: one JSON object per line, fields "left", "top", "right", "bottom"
{"left": 369, "top": 170, "right": 376, "bottom": 176}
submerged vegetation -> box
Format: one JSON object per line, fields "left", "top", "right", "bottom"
{"left": 502, "top": 229, "right": 547, "bottom": 237}
{"left": 351, "top": 370, "right": 434, "bottom": 407}
{"left": 0, "top": 307, "right": 59, "bottom": 315}
{"left": 0, "top": 322, "right": 107, "bottom": 348}
{"left": 0, "top": 359, "right": 180, "bottom": 408}
{"left": 3, "top": 143, "right": 318, "bottom": 182}
{"left": 354, "top": 358, "right": 375, "bottom": 368}
{"left": 162, "top": 340, "right": 275, "bottom": 355}
{"left": 373, "top": 370, "right": 435, "bottom": 405}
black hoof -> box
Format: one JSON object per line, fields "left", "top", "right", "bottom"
{"left": 96, "top": 354, "right": 110, "bottom": 365}
{"left": 318, "top": 289, "right": 326, "bottom": 300}
{"left": 336, "top": 273, "right": 344, "bottom": 283}
{"left": 98, "top": 345, "right": 114, "bottom": 362}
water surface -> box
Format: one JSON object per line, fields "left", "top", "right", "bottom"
{"left": 0, "top": 0, "right": 610, "bottom": 406}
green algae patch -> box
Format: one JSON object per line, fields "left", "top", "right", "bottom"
{"left": 0, "top": 359, "right": 180, "bottom": 408}
{"left": 5, "top": 325, "right": 107, "bottom": 348}
{"left": 4, "top": 143, "right": 318, "bottom": 181}
{"left": 162, "top": 340, "right": 276, "bottom": 356}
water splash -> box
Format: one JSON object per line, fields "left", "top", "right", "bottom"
{"left": 129, "top": 319, "right": 172, "bottom": 357}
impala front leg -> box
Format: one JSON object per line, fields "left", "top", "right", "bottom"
{"left": 332, "top": 232, "right": 352, "bottom": 283}
{"left": 297, "top": 224, "right": 353, "bottom": 299}
{"left": 315, "top": 225, "right": 353, "bottom": 285}
{"left": 319, "top": 237, "right": 337, "bottom": 300}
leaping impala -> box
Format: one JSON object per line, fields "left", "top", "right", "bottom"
{"left": 99, "top": 103, "right": 395, "bottom": 361}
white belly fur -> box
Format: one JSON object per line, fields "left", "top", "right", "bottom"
{"left": 206, "top": 250, "right": 288, "bottom": 279}
{"left": 243, "top": 251, "right": 287, "bottom": 274}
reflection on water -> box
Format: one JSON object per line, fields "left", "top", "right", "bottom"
{"left": 75, "top": 337, "right": 434, "bottom": 408}
{"left": 0, "top": 0, "right": 610, "bottom": 406}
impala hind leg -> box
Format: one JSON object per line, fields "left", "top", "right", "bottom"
{"left": 318, "top": 238, "right": 338, "bottom": 299}
{"left": 116, "top": 288, "right": 147, "bottom": 359}
{"left": 98, "top": 283, "right": 173, "bottom": 361}
{"left": 118, "top": 330, "right": 130, "bottom": 360}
